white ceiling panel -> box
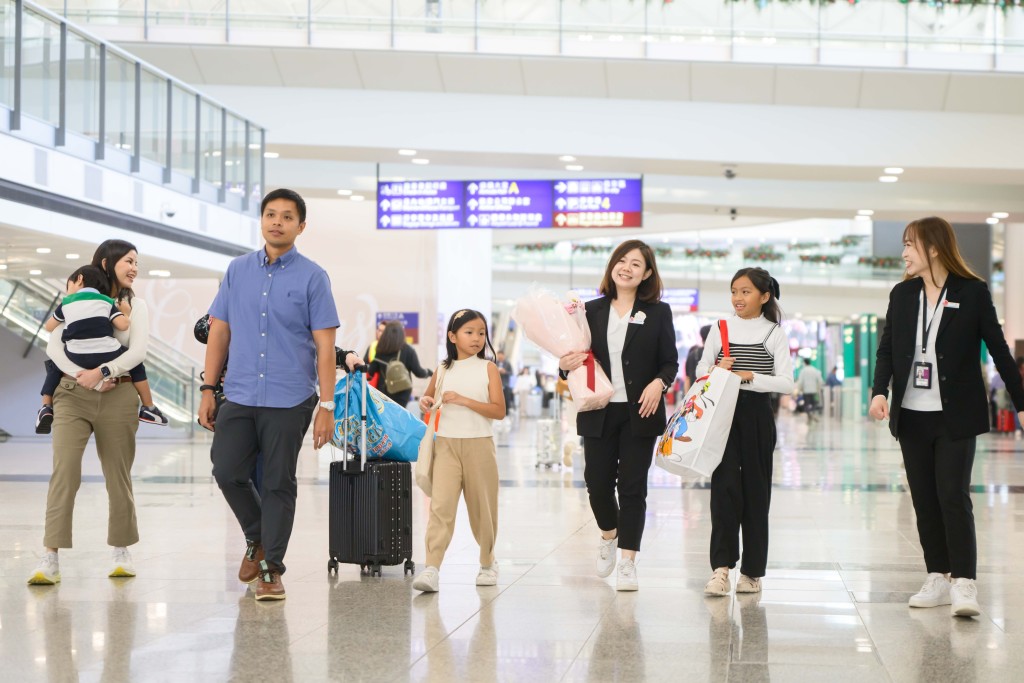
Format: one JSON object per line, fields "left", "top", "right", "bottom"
{"left": 944, "top": 73, "right": 1024, "bottom": 115}
{"left": 436, "top": 54, "right": 526, "bottom": 96}
{"left": 121, "top": 44, "right": 206, "bottom": 85}
{"left": 858, "top": 70, "right": 949, "bottom": 111}
{"left": 271, "top": 48, "right": 364, "bottom": 89}
{"left": 774, "top": 66, "right": 862, "bottom": 109}
{"left": 690, "top": 63, "right": 776, "bottom": 105}
{"left": 190, "top": 46, "right": 284, "bottom": 87}
{"left": 354, "top": 52, "right": 445, "bottom": 92}
{"left": 605, "top": 60, "right": 690, "bottom": 101}
{"left": 520, "top": 58, "right": 608, "bottom": 98}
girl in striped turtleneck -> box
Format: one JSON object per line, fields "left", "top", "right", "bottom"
{"left": 697, "top": 267, "right": 795, "bottom": 597}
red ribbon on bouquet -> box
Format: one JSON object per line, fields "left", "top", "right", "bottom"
{"left": 584, "top": 350, "right": 596, "bottom": 391}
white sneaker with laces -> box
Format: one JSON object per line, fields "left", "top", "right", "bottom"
{"left": 109, "top": 547, "right": 136, "bottom": 578}
{"left": 476, "top": 565, "right": 498, "bottom": 586}
{"left": 704, "top": 568, "right": 730, "bottom": 597}
{"left": 950, "top": 578, "right": 980, "bottom": 617}
{"left": 616, "top": 558, "right": 638, "bottom": 591}
{"left": 413, "top": 566, "right": 440, "bottom": 593}
{"left": 27, "top": 552, "right": 61, "bottom": 585}
{"left": 908, "top": 572, "right": 951, "bottom": 608}
{"left": 736, "top": 574, "right": 762, "bottom": 593}
{"left": 596, "top": 536, "right": 617, "bottom": 578}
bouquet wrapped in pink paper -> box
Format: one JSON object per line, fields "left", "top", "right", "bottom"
{"left": 511, "top": 287, "right": 613, "bottom": 412}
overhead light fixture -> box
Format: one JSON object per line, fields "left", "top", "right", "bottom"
{"left": 65, "top": 253, "right": 79, "bottom": 259}
{"left": 884, "top": 167, "right": 904, "bottom": 175}
{"left": 411, "top": 158, "right": 430, "bottom": 165}
{"left": 986, "top": 217, "right": 999, "bottom": 225}
{"left": 148, "top": 270, "right": 171, "bottom": 277}
{"left": 248, "top": 143, "right": 261, "bottom": 150}
{"left": 559, "top": 155, "right": 576, "bottom": 162}
{"left": 336, "top": 189, "right": 353, "bottom": 196}
{"left": 857, "top": 209, "right": 874, "bottom": 216}
{"left": 29, "top": 269, "right": 42, "bottom": 275}
{"left": 992, "top": 212, "right": 1009, "bottom": 219}
{"left": 350, "top": 195, "right": 366, "bottom": 202}
{"left": 398, "top": 149, "right": 417, "bottom": 156}
{"left": 0, "top": 264, "right": 7, "bottom": 270}
{"left": 879, "top": 176, "right": 899, "bottom": 183}
{"left": 36, "top": 247, "right": 51, "bottom": 254}
{"left": 855, "top": 215, "right": 872, "bottom": 221}
{"left": 566, "top": 165, "right": 584, "bottom": 171}
{"left": 263, "top": 152, "right": 279, "bottom": 159}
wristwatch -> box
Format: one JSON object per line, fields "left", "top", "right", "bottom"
{"left": 319, "top": 401, "right": 336, "bottom": 412}
{"left": 100, "top": 365, "right": 112, "bottom": 379}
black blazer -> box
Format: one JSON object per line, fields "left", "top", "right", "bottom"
{"left": 571, "top": 296, "right": 679, "bottom": 438}
{"left": 873, "top": 274, "right": 1024, "bottom": 440}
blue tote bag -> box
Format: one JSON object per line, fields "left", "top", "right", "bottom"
{"left": 332, "top": 371, "right": 426, "bottom": 463}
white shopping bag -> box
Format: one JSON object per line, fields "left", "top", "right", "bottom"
{"left": 654, "top": 366, "right": 741, "bottom": 478}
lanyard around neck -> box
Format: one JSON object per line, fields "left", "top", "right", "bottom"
{"left": 921, "top": 286, "right": 947, "bottom": 355}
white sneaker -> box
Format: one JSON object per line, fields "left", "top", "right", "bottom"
{"left": 27, "top": 552, "right": 61, "bottom": 585}
{"left": 950, "top": 578, "right": 980, "bottom": 617}
{"left": 908, "top": 572, "right": 951, "bottom": 608}
{"left": 736, "top": 574, "right": 762, "bottom": 593}
{"left": 616, "top": 558, "right": 638, "bottom": 591}
{"left": 476, "top": 565, "right": 498, "bottom": 586}
{"left": 412, "top": 566, "right": 440, "bottom": 593}
{"left": 109, "top": 547, "right": 136, "bottom": 578}
{"left": 704, "top": 568, "right": 730, "bottom": 597}
{"left": 596, "top": 536, "right": 618, "bottom": 578}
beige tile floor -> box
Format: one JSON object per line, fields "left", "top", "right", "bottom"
{"left": 2, "top": 412, "right": 1023, "bottom": 682}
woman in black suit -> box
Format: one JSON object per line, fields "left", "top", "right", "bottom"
{"left": 870, "top": 217, "right": 1024, "bottom": 618}
{"left": 559, "top": 240, "right": 678, "bottom": 591}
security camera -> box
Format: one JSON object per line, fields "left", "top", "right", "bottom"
{"left": 161, "top": 203, "right": 176, "bottom": 219}
{"left": 723, "top": 168, "right": 737, "bottom": 180}
{"left": 730, "top": 208, "right": 738, "bottom": 221}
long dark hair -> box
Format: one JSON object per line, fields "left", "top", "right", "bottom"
{"left": 599, "top": 239, "right": 663, "bottom": 303}
{"left": 376, "top": 320, "right": 407, "bottom": 356}
{"left": 442, "top": 309, "right": 495, "bottom": 370}
{"left": 901, "top": 217, "right": 982, "bottom": 284}
{"left": 731, "top": 267, "right": 783, "bottom": 324}
{"left": 91, "top": 239, "right": 138, "bottom": 303}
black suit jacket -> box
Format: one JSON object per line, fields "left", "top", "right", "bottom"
{"left": 872, "top": 274, "right": 1024, "bottom": 440}
{"left": 573, "top": 297, "right": 679, "bottom": 438}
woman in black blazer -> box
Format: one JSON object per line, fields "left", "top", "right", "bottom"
{"left": 871, "top": 217, "right": 1024, "bottom": 619}
{"left": 559, "top": 240, "right": 678, "bottom": 591}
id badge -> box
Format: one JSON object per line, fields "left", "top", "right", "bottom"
{"left": 913, "top": 362, "right": 933, "bottom": 390}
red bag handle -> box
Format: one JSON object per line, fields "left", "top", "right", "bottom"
{"left": 719, "top": 320, "right": 730, "bottom": 358}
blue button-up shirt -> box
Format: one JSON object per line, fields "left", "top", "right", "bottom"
{"left": 209, "top": 246, "right": 339, "bottom": 408}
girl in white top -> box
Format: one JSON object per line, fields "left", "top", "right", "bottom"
{"left": 412, "top": 309, "right": 506, "bottom": 593}
{"left": 697, "top": 267, "right": 795, "bottom": 597}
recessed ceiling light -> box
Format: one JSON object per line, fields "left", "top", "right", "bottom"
{"left": 248, "top": 143, "right": 261, "bottom": 150}
{"left": 0, "top": 264, "right": 7, "bottom": 270}
{"left": 884, "top": 167, "right": 904, "bottom": 175}
{"left": 992, "top": 212, "right": 1009, "bottom": 219}
{"left": 148, "top": 270, "right": 171, "bottom": 277}
{"left": 336, "top": 189, "right": 353, "bottom": 196}
{"left": 411, "top": 158, "right": 430, "bottom": 165}
{"left": 29, "top": 269, "right": 42, "bottom": 275}
{"left": 350, "top": 195, "right": 366, "bottom": 202}
{"left": 566, "top": 165, "right": 584, "bottom": 171}
{"left": 879, "top": 176, "right": 899, "bottom": 183}
{"left": 36, "top": 247, "right": 51, "bottom": 254}
{"left": 855, "top": 215, "right": 872, "bottom": 221}
{"left": 986, "top": 217, "right": 1000, "bottom": 225}
{"left": 857, "top": 209, "right": 874, "bottom": 216}
{"left": 398, "top": 149, "right": 417, "bottom": 156}
{"left": 263, "top": 152, "right": 279, "bottom": 159}
{"left": 65, "top": 253, "right": 79, "bottom": 259}
{"left": 559, "top": 155, "right": 576, "bottom": 162}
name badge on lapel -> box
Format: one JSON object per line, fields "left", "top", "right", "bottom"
{"left": 944, "top": 300, "right": 960, "bottom": 309}
{"left": 629, "top": 311, "right": 646, "bottom": 325}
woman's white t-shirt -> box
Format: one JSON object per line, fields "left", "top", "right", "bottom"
{"left": 607, "top": 306, "right": 630, "bottom": 404}
{"left": 902, "top": 292, "right": 944, "bottom": 412}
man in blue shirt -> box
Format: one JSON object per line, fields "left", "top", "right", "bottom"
{"left": 199, "top": 188, "right": 358, "bottom": 601}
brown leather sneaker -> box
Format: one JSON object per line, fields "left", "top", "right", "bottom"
{"left": 254, "top": 561, "right": 286, "bottom": 601}
{"left": 238, "top": 540, "right": 264, "bottom": 584}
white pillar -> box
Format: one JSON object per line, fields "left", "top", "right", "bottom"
{"left": 1003, "top": 223, "right": 1024, "bottom": 358}
{"left": 436, "top": 229, "right": 493, "bottom": 360}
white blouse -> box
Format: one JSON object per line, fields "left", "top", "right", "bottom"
{"left": 902, "top": 292, "right": 945, "bottom": 412}
{"left": 607, "top": 306, "right": 630, "bottom": 403}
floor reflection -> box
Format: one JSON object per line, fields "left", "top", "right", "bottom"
{"left": 228, "top": 592, "right": 293, "bottom": 683}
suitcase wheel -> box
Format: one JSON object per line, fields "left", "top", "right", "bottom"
{"left": 368, "top": 564, "right": 382, "bottom": 578}
{"left": 327, "top": 558, "right": 338, "bottom": 575}
{"left": 404, "top": 560, "right": 416, "bottom": 576}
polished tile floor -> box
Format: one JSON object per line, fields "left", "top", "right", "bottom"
{"left": 2, "top": 411, "right": 1023, "bottom": 682}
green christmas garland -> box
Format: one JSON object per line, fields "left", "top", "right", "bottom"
{"left": 858, "top": 256, "right": 903, "bottom": 269}
{"left": 743, "top": 246, "right": 784, "bottom": 262}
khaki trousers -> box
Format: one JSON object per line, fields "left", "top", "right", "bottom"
{"left": 44, "top": 378, "right": 140, "bottom": 548}
{"left": 425, "top": 436, "right": 499, "bottom": 568}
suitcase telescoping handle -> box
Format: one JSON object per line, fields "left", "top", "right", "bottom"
{"left": 340, "top": 366, "right": 369, "bottom": 473}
